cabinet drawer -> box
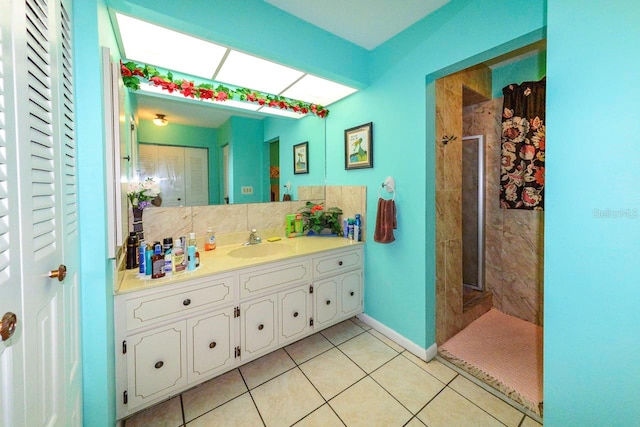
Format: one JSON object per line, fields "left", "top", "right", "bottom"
{"left": 312, "top": 248, "right": 362, "bottom": 278}
{"left": 126, "top": 276, "right": 235, "bottom": 331}
{"left": 239, "top": 259, "right": 311, "bottom": 299}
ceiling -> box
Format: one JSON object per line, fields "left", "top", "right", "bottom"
{"left": 264, "top": 0, "right": 451, "bottom": 50}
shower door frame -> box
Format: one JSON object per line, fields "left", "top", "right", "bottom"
{"left": 462, "top": 134, "right": 485, "bottom": 292}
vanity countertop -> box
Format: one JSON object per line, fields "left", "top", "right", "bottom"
{"left": 115, "top": 236, "right": 363, "bottom": 295}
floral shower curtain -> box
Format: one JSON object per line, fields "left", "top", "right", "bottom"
{"left": 500, "top": 77, "right": 546, "bottom": 210}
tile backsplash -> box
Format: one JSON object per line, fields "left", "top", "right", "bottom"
{"left": 129, "top": 185, "right": 366, "bottom": 247}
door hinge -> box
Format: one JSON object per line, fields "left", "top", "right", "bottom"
{"left": 309, "top": 285, "right": 313, "bottom": 294}
{"left": 234, "top": 306, "right": 240, "bottom": 318}
{"left": 122, "top": 340, "right": 127, "bottom": 354}
{"left": 234, "top": 346, "right": 241, "bottom": 358}
{"left": 123, "top": 390, "right": 128, "bottom": 405}
{"left": 309, "top": 318, "right": 314, "bottom": 326}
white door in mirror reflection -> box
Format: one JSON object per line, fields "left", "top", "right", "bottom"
{"left": 138, "top": 144, "right": 209, "bottom": 207}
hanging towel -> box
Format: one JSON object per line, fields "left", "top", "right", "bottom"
{"left": 374, "top": 198, "right": 397, "bottom": 243}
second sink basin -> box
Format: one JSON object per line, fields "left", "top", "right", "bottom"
{"left": 228, "top": 242, "right": 294, "bottom": 259}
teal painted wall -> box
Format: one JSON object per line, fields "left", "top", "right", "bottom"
{"left": 230, "top": 117, "right": 265, "bottom": 203}
{"left": 74, "top": 0, "right": 117, "bottom": 425}
{"left": 492, "top": 50, "right": 547, "bottom": 98}
{"left": 327, "top": 0, "right": 546, "bottom": 349}
{"left": 138, "top": 120, "right": 219, "bottom": 203}
{"left": 544, "top": 0, "right": 640, "bottom": 424}
{"left": 264, "top": 116, "right": 326, "bottom": 201}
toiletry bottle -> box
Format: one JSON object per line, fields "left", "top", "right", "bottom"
{"left": 188, "top": 232, "right": 200, "bottom": 267}
{"left": 145, "top": 244, "right": 153, "bottom": 276}
{"left": 343, "top": 219, "right": 348, "bottom": 238}
{"left": 187, "top": 245, "right": 196, "bottom": 271}
{"left": 138, "top": 241, "right": 146, "bottom": 274}
{"left": 347, "top": 218, "right": 355, "bottom": 240}
{"left": 294, "top": 213, "right": 303, "bottom": 236}
{"left": 163, "top": 237, "right": 173, "bottom": 274}
{"left": 126, "top": 232, "right": 138, "bottom": 269}
{"left": 151, "top": 245, "right": 166, "bottom": 279}
{"left": 205, "top": 227, "right": 216, "bottom": 251}
{"left": 173, "top": 239, "right": 186, "bottom": 272}
{"left": 354, "top": 214, "right": 362, "bottom": 241}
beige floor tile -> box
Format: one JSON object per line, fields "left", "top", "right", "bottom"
{"left": 338, "top": 332, "right": 398, "bottom": 373}
{"left": 403, "top": 353, "right": 457, "bottom": 383}
{"left": 449, "top": 376, "right": 524, "bottom": 427}
{"left": 251, "top": 368, "right": 324, "bottom": 427}
{"left": 293, "top": 404, "right": 344, "bottom": 427}
{"left": 417, "top": 387, "right": 503, "bottom": 427}
{"left": 186, "top": 392, "right": 262, "bottom": 427}
{"left": 182, "top": 369, "right": 248, "bottom": 422}
{"left": 124, "top": 396, "right": 182, "bottom": 427}
{"left": 404, "top": 417, "right": 426, "bottom": 426}
{"left": 285, "top": 332, "right": 334, "bottom": 364}
{"left": 367, "top": 328, "right": 406, "bottom": 353}
{"left": 240, "top": 348, "right": 296, "bottom": 389}
{"left": 320, "top": 319, "right": 365, "bottom": 345}
{"left": 300, "top": 347, "right": 366, "bottom": 399}
{"left": 521, "top": 416, "right": 543, "bottom": 427}
{"left": 371, "top": 354, "right": 447, "bottom": 413}
{"left": 351, "top": 316, "right": 371, "bottom": 330}
{"left": 329, "top": 376, "right": 412, "bottom": 427}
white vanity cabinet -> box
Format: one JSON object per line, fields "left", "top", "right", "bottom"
{"left": 115, "top": 243, "right": 363, "bottom": 420}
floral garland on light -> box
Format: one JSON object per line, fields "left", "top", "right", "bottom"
{"left": 120, "top": 61, "right": 329, "bottom": 118}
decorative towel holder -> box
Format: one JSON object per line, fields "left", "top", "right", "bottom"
{"left": 378, "top": 176, "right": 396, "bottom": 200}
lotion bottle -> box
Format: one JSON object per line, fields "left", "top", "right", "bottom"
{"left": 205, "top": 227, "right": 216, "bottom": 251}
{"left": 173, "top": 239, "right": 186, "bottom": 272}
{"left": 151, "top": 245, "right": 165, "bottom": 279}
{"left": 188, "top": 232, "right": 200, "bottom": 267}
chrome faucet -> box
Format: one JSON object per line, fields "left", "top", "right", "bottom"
{"left": 244, "top": 228, "right": 262, "bottom": 246}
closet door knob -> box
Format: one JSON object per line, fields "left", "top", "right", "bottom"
{"left": 183, "top": 299, "right": 191, "bottom": 306}
{"left": 258, "top": 324, "right": 264, "bottom": 331}
{"left": 209, "top": 341, "right": 217, "bottom": 349}
{"left": 293, "top": 312, "right": 299, "bottom": 318}
{"left": 338, "top": 261, "right": 343, "bottom": 266}
{"left": 326, "top": 300, "right": 331, "bottom": 305}
{"left": 350, "top": 291, "right": 355, "bottom": 296}
{"left": 155, "top": 361, "right": 164, "bottom": 369}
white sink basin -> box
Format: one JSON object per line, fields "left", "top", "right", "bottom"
{"left": 228, "top": 242, "right": 294, "bottom": 259}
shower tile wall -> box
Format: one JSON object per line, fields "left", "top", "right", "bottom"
{"left": 435, "top": 65, "right": 493, "bottom": 345}
{"left": 463, "top": 99, "right": 544, "bottom": 326}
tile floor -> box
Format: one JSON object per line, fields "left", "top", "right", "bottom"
{"left": 124, "top": 318, "right": 543, "bottom": 427}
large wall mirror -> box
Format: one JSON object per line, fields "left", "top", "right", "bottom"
{"left": 126, "top": 90, "right": 326, "bottom": 207}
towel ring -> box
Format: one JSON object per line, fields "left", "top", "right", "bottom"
{"left": 378, "top": 176, "right": 396, "bottom": 200}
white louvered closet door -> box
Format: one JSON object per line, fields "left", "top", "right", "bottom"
{"left": 0, "top": 0, "right": 81, "bottom": 426}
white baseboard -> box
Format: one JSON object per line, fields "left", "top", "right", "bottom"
{"left": 356, "top": 313, "right": 437, "bottom": 361}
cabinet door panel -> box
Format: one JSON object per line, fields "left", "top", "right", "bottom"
{"left": 188, "top": 307, "right": 235, "bottom": 382}
{"left": 127, "top": 322, "right": 187, "bottom": 410}
{"left": 241, "top": 296, "right": 277, "bottom": 360}
{"left": 340, "top": 271, "right": 363, "bottom": 316}
{"left": 314, "top": 278, "right": 338, "bottom": 328}
{"left": 279, "top": 285, "right": 311, "bottom": 344}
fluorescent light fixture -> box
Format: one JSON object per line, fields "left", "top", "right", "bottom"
{"left": 215, "top": 50, "right": 304, "bottom": 94}
{"left": 282, "top": 74, "right": 357, "bottom": 106}
{"left": 153, "top": 114, "right": 168, "bottom": 126}
{"left": 115, "top": 13, "right": 227, "bottom": 79}
{"left": 257, "top": 106, "right": 306, "bottom": 119}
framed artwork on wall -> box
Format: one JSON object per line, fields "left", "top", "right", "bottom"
{"left": 345, "top": 122, "right": 373, "bottom": 170}
{"left": 293, "top": 141, "right": 309, "bottom": 174}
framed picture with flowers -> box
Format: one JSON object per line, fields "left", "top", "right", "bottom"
{"left": 293, "top": 141, "right": 309, "bottom": 174}
{"left": 345, "top": 122, "right": 373, "bottom": 170}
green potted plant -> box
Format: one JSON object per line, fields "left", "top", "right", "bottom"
{"left": 298, "top": 202, "right": 343, "bottom": 236}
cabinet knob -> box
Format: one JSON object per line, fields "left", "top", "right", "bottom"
{"left": 183, "top": 299, "right": 191, "bottom": 306}
{"left": 326, "top": 300, "right": 331, "bottom": 305}
{"left": 293, "top": 312, "right": 299, "bottom": 318}
{"left": 155, "top": 361, "right": 164, "bottom": 369}
{"left": 209, "top": 341, "right": 217, "bottom": 349}
{"left": 338, "top": 261, "right": 343, "bottom": 266}
{"left": 258, "top": 324, "right": 264, "bottom": 331}
{"left": 350, "top": 291, "right": 355, "bottom": 296}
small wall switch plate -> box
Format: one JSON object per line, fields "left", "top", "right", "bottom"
{"left": 241, "top": 186, "right": 253, "bottom": 194}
